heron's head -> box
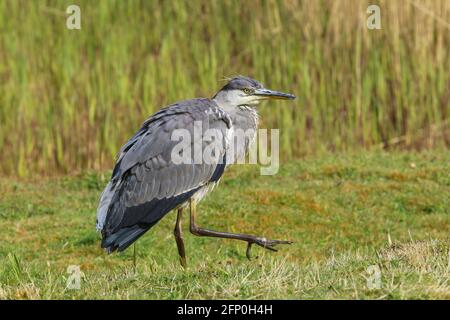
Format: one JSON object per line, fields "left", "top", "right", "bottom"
{"left": 212, "top": 76, "right": 296, "bottom": 108}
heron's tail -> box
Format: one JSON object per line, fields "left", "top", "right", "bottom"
{"left": 96, "top": 180, "right": 151, "bottom": 253}
{"left": 96, "top": 181, "right": 117, "bottom": 232}
{"left": 101, "top": 224, "right": 152, "bottom": 253}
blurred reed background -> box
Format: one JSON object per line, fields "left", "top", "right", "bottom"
{"left": 0, "top": 0, "right": 449, "bottom": 176}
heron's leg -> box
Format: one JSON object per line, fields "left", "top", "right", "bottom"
{"left": 133, "top": 243, "right": 137, "bottom": 271}
{"left": 174, "top": 208, "right": 187, "bottom": 268}
{"left": 189, "top": 199, "right": 292, "bottom": 259}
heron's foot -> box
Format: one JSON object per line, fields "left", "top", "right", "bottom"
{"left": 179, "top": 256, "right": 187, "bottom": 269}
{"left": 246, "top": 237, "right": 293, "bottom": 260}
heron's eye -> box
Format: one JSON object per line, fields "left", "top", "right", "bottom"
{"left": 243, "top": 88, "right": 253, "bottom": 94}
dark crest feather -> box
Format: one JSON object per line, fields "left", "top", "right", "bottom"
{"left": 218, "top": 75, "right": 263, "bottom": 92}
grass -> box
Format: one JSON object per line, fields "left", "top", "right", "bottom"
{"left": 0, "top": 0, "right": 449, "bottom": 176}
{"left": 1, "top": 0, "right": 448, "bottom": 300}
{"left": 0, "top": 151, "right": 449, "bottom": 299}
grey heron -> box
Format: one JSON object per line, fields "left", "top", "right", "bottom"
{"left": 96, "top": 76, "right": 295, "bottom": 267}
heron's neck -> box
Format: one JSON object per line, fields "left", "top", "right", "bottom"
{"left": 234, "top": 105, "right": 259, "bottom": 130}
{"left": 213, "top": 99, "right": 258, "bottom": 130}
{"left": 212, "top": 98, "right": 259, "bottom": 162}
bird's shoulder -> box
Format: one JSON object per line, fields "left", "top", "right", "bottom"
{"left": 111, "top": 98, "right": 231, "bottom": 182}
{"left": 142, "top": 98, "right": 232, "bottom": 128}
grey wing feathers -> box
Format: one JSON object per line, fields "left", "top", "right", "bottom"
{"left": 96, "top": 98, "right": 231, "bottom": 252}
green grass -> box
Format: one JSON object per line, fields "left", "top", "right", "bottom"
{"left": 0, "top": 152, "right": 449, "bottom": 299}
{"left": 1, "top": 0, "right": 448, "bottom": 300}
{"left": 0, "top": 0, "right": 449, "bottom": 176}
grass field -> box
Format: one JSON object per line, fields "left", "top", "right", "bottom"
{"left": 1, "top": 0, "right": 449, "bottom": 301}
{"left": 0, "top": 152, "right": 449, "bottom": 299}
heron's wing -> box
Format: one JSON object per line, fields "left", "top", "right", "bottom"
{"left": 96, "top": 98, "right": 232, "bottom": 252}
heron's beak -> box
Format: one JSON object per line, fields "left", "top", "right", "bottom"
{"left": 253, "top": 88, "right": 296, "bottom": 100}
